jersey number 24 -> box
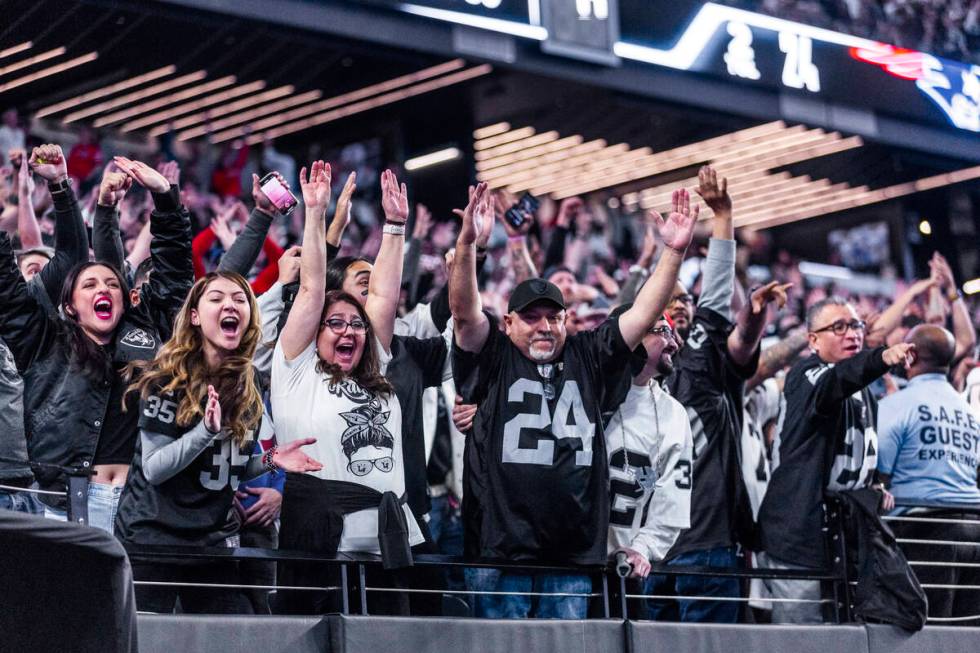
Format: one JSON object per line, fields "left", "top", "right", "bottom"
{"left": 503, "top": 379, "right": 594, "bottom": 466}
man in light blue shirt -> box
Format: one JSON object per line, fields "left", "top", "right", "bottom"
{"left": 877, "top": 324, "right": 980, "bottom": 623}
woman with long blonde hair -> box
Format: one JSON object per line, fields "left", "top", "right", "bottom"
{"left": 116, "top": 271, "right": 322, "bottom": 614}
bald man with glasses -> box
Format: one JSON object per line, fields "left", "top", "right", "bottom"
{"left": 757, "top": 296, "right": 914, "bottom": 623}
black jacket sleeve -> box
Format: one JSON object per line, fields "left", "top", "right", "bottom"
{"left": 429, "top": 283, "right": 451, "bottom": 334}
{"left": 0, "top": 232, "right": 57, "bottom": 372}
{"left": 399, "top": 335, "right": 448, "bottom": 388}
{"left": 92, "top": 204, "right": 126, "bottom": 274}
{"left": 810, "top": 346, "right": 889, "bottom": 416}
{"left": 37, "top": 183, "right": 90, "bottom": 306}
{"left": 138, "top": 186, "right": 195, "bottom": 342}
{"left": 218, "top": 207, "right": 274, "bottom": 276}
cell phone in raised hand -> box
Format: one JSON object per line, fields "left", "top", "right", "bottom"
{"left": 505, "top": 192, "right": 539, "bottom": 230}
{"left": 259, "top": 172, "right": 298, "bottom": 216}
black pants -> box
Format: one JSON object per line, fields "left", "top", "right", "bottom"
{"left": 131, "top": 561, "right": 249, "bottom": 614}
{"left": 892, "top": 511, "right": 980, "bottom": 625}
{"left": 239, "top": 522, "right": 278, "bottom": 614}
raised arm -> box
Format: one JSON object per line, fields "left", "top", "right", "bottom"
{"left": 450, "top": 183, "right": 492, "bottom": 353}
{"left": 326, "top": 171, "right": 356, "bottom": 250}
{"left": 92, "top": 171, "right": 132, "bottom": 270}
{"left": 30, "top": 145, "right": 89, "bottom": 305}
{"left": 493, "top": 191, "right": 538, "bottom": 283}
{"left": 727, "top": 281, "right": 793, "bottom": 368}
{"left": 543, "top": 197, "right": 580, "bottom": 271}
{"left": 219, "top": 174, "right": 283, "bottom": 276}
{"left": 810, "top": 343, "right": 914, "bottom": 414}
{"left": 693, "top": 165, "right": 736, "bottom": 319}
{"left": 865, "top": 278, "right": 935, "bottom": 347}
{"left": 16, "top": 156, "right": 42, "bottom": 249}
{"left": 279, "top": 160, "right": 331, "bottom": 361}
{"left": 746, "top": 325, "right": 809, "bottom": 389}
{"left": 931, "top": 252, "right": 976, "bottom": 364}
{"left": 0, "top": 231, "right": 54, "bottom": 371}
{"left": 404, "top": 202, "right": 431, "bottom": 308}
{"left": 618, "top": 189, "right": 697, "bottom": 350}
{"left": 114, "top": 156, "right": 194, "bottom": 339}
{"left": 366, "top": 169, "right": 409, "bottom": 352}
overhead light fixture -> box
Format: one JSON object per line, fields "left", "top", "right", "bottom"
{"left": 918, "top": 219, "right": 932, "bottom": 235}
{"left": 405, "top": 146, "right": 462, "bottom": 171}
{"left": 35, "top": 66, "right": 177, "bottom": 118}
{"left": 474, "top": 126, "right": 536, "bottom": 150}
{"left": 149, "top": 85, "right": 296, "bottom": 137}
{"left": 473, "top": 122, "right": 510, "bottom": 139}
{"left": 0, "top": 47, "right": 66, "bottom": 77}
{"left": 963, "top": 278, "right": 980, "bottom": 295}
{"left": 0, "top": 42, "right": 33, "bottom": 61}
{"left": 209, "top": 59, "right": 467, "bottom": 143}
{"left": 175, "top": 89, "right": 322, "bottom": 140}
{"left": 239, "top": 64, "right": 493, "bottom": 145}
{"left": 92, "top": 76, "right": 236, "bottom": 127}
{"left": 120, "top": 80, "right": 268, "bottom": 132}
{"left": 398, "top": 3, "right": 547, "bottom": 40}
{"left": 0, "top": 52, "right": 98, "bottom": 94}
{"left": 62, "top": 70, "right": 207, "bottom": 123}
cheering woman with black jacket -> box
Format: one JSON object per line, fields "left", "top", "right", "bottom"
{"left": 0, "top": 157, "right": 193, "bottom": 532}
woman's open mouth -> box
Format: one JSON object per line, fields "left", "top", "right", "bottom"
{"left": 219, "top": 315, "right": 240, "bottom": 337}
{"left": 335, "top": 340, "right": 356, "bottom": 361}
{"left": 93, "top": 296, "right": 113, "bottom": 320}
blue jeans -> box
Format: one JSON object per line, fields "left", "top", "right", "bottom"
{"left": 645, "top": 546, "right": 741, "bottom": 623}
{"left": 464, "top": 568, "right": 591, "bottom": 619}
{"left": 427, "top": 494, "right": 464, "bottom": 557}
{"left": 42, "top": 482, "right": 123, "bottom": 533}
{"left": 0, "top": 486, "right": 45, "bottom": 515}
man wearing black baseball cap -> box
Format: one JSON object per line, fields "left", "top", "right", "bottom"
{"left": 448, "top": 182, "right": 697, "bottom": 619}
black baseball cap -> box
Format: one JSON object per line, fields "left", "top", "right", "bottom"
{"left": 508, "top": 278, "right": 566, "bottom": 313}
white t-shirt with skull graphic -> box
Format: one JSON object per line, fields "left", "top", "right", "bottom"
{"left": 271, "top": 340, "right": 424, "bottom": 552}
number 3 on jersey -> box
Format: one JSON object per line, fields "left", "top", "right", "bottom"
{"left": 502, "top": 379, "right": 594, "bottom": 466}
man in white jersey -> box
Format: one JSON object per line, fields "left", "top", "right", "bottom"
{"left": 605, "top": 310, "right": 693, "bottom": 599}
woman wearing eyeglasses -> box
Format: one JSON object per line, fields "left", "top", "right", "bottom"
{"left": 271, "top": 163, "right": 448, "bottom": 614}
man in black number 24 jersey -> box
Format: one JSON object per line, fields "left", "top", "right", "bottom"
{"left": 449, "top": 182, "right": 697, "bottom": 619}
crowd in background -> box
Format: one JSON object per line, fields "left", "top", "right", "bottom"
{"left": 2, "top": 103, "right": 980, "bottom": 627}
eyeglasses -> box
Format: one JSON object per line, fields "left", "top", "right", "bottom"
{"left": 347, "top": 456, "right": 393, "bottom": 477}
{"left": 670, "top": 293, "right": 694, "bottom": 305}
{"left": 321, "top": 318, "right": 367, "bottom": 334}
{"left": 812, "top": 319, "right": 866, "bottom": 336}
{"left": 648, "top": 325, "right": 674, "bottom": 339}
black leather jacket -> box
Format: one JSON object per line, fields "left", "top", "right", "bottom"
{"left": 0, "top": 186, "right": 193, "bottom": 507}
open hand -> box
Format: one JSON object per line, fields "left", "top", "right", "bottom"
{"left": 29, "top": 144, "right": 68, "bottom": 184}
{"left": 453, "top": 182, "right": 490, "bottom": 247}
{"left": 380, "top": 169, "right": 409, "bottom": 224}
{"left": 204, "top": 384, "right": 222, "bottom": 434}
{"left": 157, "top": 160, "right": 180, "bottom": 187}
{"left": 637, "top": 218, "right": 658, "bottom": 269}
{"left": 695, "top": 165, "right": 731, "bottom": 215}
{"left": 300, "top": 160, "right": 332, "bottom": 212}
{"left": 333, "top": 171, "right": 357, "bottom": 227}
{"left": 113, "top": 156, "right": 171, "bottom": 193}
{"left": 555, "top": 196, "right": 584, "bottom": 228}
{"left": 412, "top": 202, "right": 433, "bottom": 240}
{"left": 273, "top": 438, "right": 324, "bottom": 474}
{"left": 650, "top": 188, "right": 697, "bottom": 253}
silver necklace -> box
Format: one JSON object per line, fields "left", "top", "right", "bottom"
{"left": 618, "top": 378, "right": 661, "bottom": 482}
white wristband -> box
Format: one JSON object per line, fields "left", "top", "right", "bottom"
{"left": 383, "top": 223, "right": 406, "bottom": 236}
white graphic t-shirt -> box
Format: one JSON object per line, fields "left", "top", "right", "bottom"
{"left": 271, "top": 340, "right": 423, "bottom": 552}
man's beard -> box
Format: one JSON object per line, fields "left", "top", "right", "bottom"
{"left": 529, "top": 339, "right": 557, "bottom": 361}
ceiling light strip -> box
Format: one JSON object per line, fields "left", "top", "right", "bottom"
{"left": 474, "top": 126, "right": 537, "bottom": 151}
{"left": 149, "top": 85, "right": 296, "bottom": 137}
{"left": 0, "top": 42, "right": 33, "bottom": 61}
{"left": 0, "top": 47, "right": 66, "bottom": 77}
{"left": 120, "top": 80, "right": 269, "bottom": 132}
{"left": 206, "top": 59, "right": 467, "bottom": 143}
{"left": 473, "top": 122, "right": 510, "bottom": 139}
{"left": 35, "top": 66, "right": 177, "bottom": 118}
{"left": 62, "top": 70, "right": 207, "bottom": 123}
{"left": 175, "top": 89, "right": 323, "bottom": 140}
{"left": 0, "top": 52, "right": 98, "bottom": 94}
{"left": 243, "top": 64, "right": 493, "bottom": 145}
{"left": 93, "top": 76, "right": 236, "bottom": 127}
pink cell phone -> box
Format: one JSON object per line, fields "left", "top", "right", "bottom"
{"left": 259, "top": 172, "right": 298, "bottom": 215}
